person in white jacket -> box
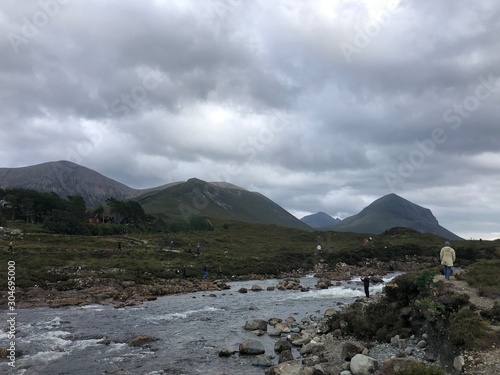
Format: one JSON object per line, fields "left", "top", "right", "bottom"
{"left": 440, "top": 241, "right": 456, "bottom": 280}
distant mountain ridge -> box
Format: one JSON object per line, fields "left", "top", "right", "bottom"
{"left": 0, "top": 161, "right": 311, "bottom": 231}
{"left": 329, "top": 193, "right": 462, "bottom": 240}
{"left": 0, "top": 160, "right": 172, "bottom": 208}
{"left": 300, "top": 211, "right": 341, "bottom": 228}
{"left": 0, "top": 160, "right": 462, "bottom": 238}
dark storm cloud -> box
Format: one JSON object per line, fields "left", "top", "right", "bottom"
{"left": 1, "top": 0, "right": 500, "bottom": 239}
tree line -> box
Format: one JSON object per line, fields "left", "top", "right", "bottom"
{"left": 0, "top": 188, "right": 213, "bottom": 235}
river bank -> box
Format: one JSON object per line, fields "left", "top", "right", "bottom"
{"left": 2, "top": 259, "right": 433, "bottom": 309}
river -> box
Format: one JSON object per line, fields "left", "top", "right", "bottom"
{"left": 1, "top": 274, "right": 398, "bottom": 375}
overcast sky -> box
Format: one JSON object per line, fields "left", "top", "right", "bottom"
{"left": 1, "top": 0, "right": 499, "bottom": 240}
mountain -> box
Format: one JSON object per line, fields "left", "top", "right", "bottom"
{"left": 300, "top": 211, "right": 341, "bottom": 228}
{"left": 328, "top": 193, "right": 462, "bottom": 240}
{"left": 134, "top": 178, "right": 312, "bottom": 231}
{"left": 0, "top": 161, "right": 312, "bottom": 231}
{"left": 0, "top": 160, "right": 171, "bottom": 207}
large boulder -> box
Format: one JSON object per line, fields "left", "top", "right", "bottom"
{"left": 315, "top": 279, "right": 332, "bottom": 289}
{"left": 277, "top": 278, "right": 302, "bottom": 290}
{"left": 239, "top": 339, "right": 265, "bottom": 355}
{"left": 251, "top": 284, "right": 263, "bottom": 292}
{"left": 350, "top": 354, "right": 379, "bottom": 375}
{"left": 244, "top": 319, "right": 268, "bottom": 331}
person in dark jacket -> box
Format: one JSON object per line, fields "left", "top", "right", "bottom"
{"left": 361, "top": 276, "right": 370, "bottom": 298}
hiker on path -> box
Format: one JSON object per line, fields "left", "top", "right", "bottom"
{"left": 170, "top": 241, "right": 174, "bottom": 251}
{"left": 440, "top": 241, "right": 456, "bottom": 280}
{"left": 361, "top": 275, "right": 370, "bottom": 298}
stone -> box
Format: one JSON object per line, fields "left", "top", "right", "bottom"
{"left": 453, "top": 355, "right": 465, "bottom": 372}
{"left": 341, "top": 342, "right": 364, "bottom": 361}
{"left": 350, "top": 354, "right": 378, "bottom": 375}
{"left": 300, "top": 341, "right": 325, "bottom": 356}
{"left": 127, "top": 334, "right": 155, "bottom": 347}
{"left": 244, "top": 319, "right": 268, "bottom": 331}
{"left": 251, "top": 284, "right": 263, "bottom": 292}
{"left": 268, "top": 325, "right": 282, "bottom": 337}
{"left": 238, "top": 287, "right": 248, "bottom": 293}
{"left": 268, "top": 317, "right": 283, "bottom": 326}
{"left": 417, "top": 340, "right": 427, "bottom": 348}
{"left": 278, "top": 349, "right": 294, "bottom": 363}
{"left": 265, "top": 361, "right": 303, "bottom": 375}
{"left": 252, "top": 354, "right": 273, "bottom": 367}
{"left": 274, "top": 339, "right": 292, "bottom": 354}
{"left": 218, "top": 347, "right": 233, "bottom": 357}
{"left": 239, "top": 339, "right": 265, "bottom": 355}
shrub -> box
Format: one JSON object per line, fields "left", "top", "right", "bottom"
{"left": 385, "top": 273, "right": 420, "bottom": 306}
{"left": 414, "top": 268, "right": 435, "bottom": 295}
{"left": 449, "top": 307, "right": 487, "bottom": 349}
{"left": 415, "top": 298, "right": 445, "bottom": 312}
{"left": 394, "top": 362, "right": 445, "bottom": 375}
{"left": 479, "top": 302, "right": 500, "bottom": 334}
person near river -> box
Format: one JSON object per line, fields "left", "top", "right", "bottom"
{"left": 361, "top": 275, "right": 370, "bottom": 298}
{"left": 440, "top": 241, "right": 456, "bottom": 280}
{"left": 203, "top": 265, "right": 208, "bottom": 279}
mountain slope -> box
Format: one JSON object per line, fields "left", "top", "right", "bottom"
{"left": 330, "top": 193, "right": 462, "bottom": 240}
{"left": 135, "top": 178, "right": 312, "bottom": 231}
{"left": 301, "top": 211, "right": 340, "bottom": 228}
{"left": 0, "top": 160, "right": 169, "bottom": 207}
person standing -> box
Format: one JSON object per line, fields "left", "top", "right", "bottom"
{"left": 170, "top": 240, "right": 174, "bottom": 251}
{"left": 203, "top": 265, "right": 208, "bottom": 279}
{"left": 361, "top": 276, "right": 370, "bottom": 298}
{"left": 196, "top": 243, "right": 201, "bottom": 255}
{"left": 440, "top": 241, "right": 456, "bottom": 280}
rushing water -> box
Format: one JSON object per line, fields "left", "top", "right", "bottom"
{"left": 1, "top": 274, "right": 398, "bottom": 375}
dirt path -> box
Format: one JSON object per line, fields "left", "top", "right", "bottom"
{"left": 433, "top": 274, "right": 496, "bottom": 311}
{"left": 433, "top": 274, "right": 500, "bottom": 374}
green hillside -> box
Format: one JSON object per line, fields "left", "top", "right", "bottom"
{"left": 134, "top": 178, "right": 312, "bottom": 231}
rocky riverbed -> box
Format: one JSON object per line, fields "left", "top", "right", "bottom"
{"left": 2, "top": 259, "right": 433, "bottom": 309}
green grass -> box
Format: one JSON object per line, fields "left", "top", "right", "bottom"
{"left": 0, "top": 219, "right": 498, "bottom": 294}
{"left": 456, "top": 259, "right": 500, "bottom": 298}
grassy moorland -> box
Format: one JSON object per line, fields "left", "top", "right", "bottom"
{"left": 0, "top": 220, "right": 499, "bottom": 296}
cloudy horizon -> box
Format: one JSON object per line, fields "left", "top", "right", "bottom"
{"left": 1, "top": 0, "right": 499, "bottom": 240}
